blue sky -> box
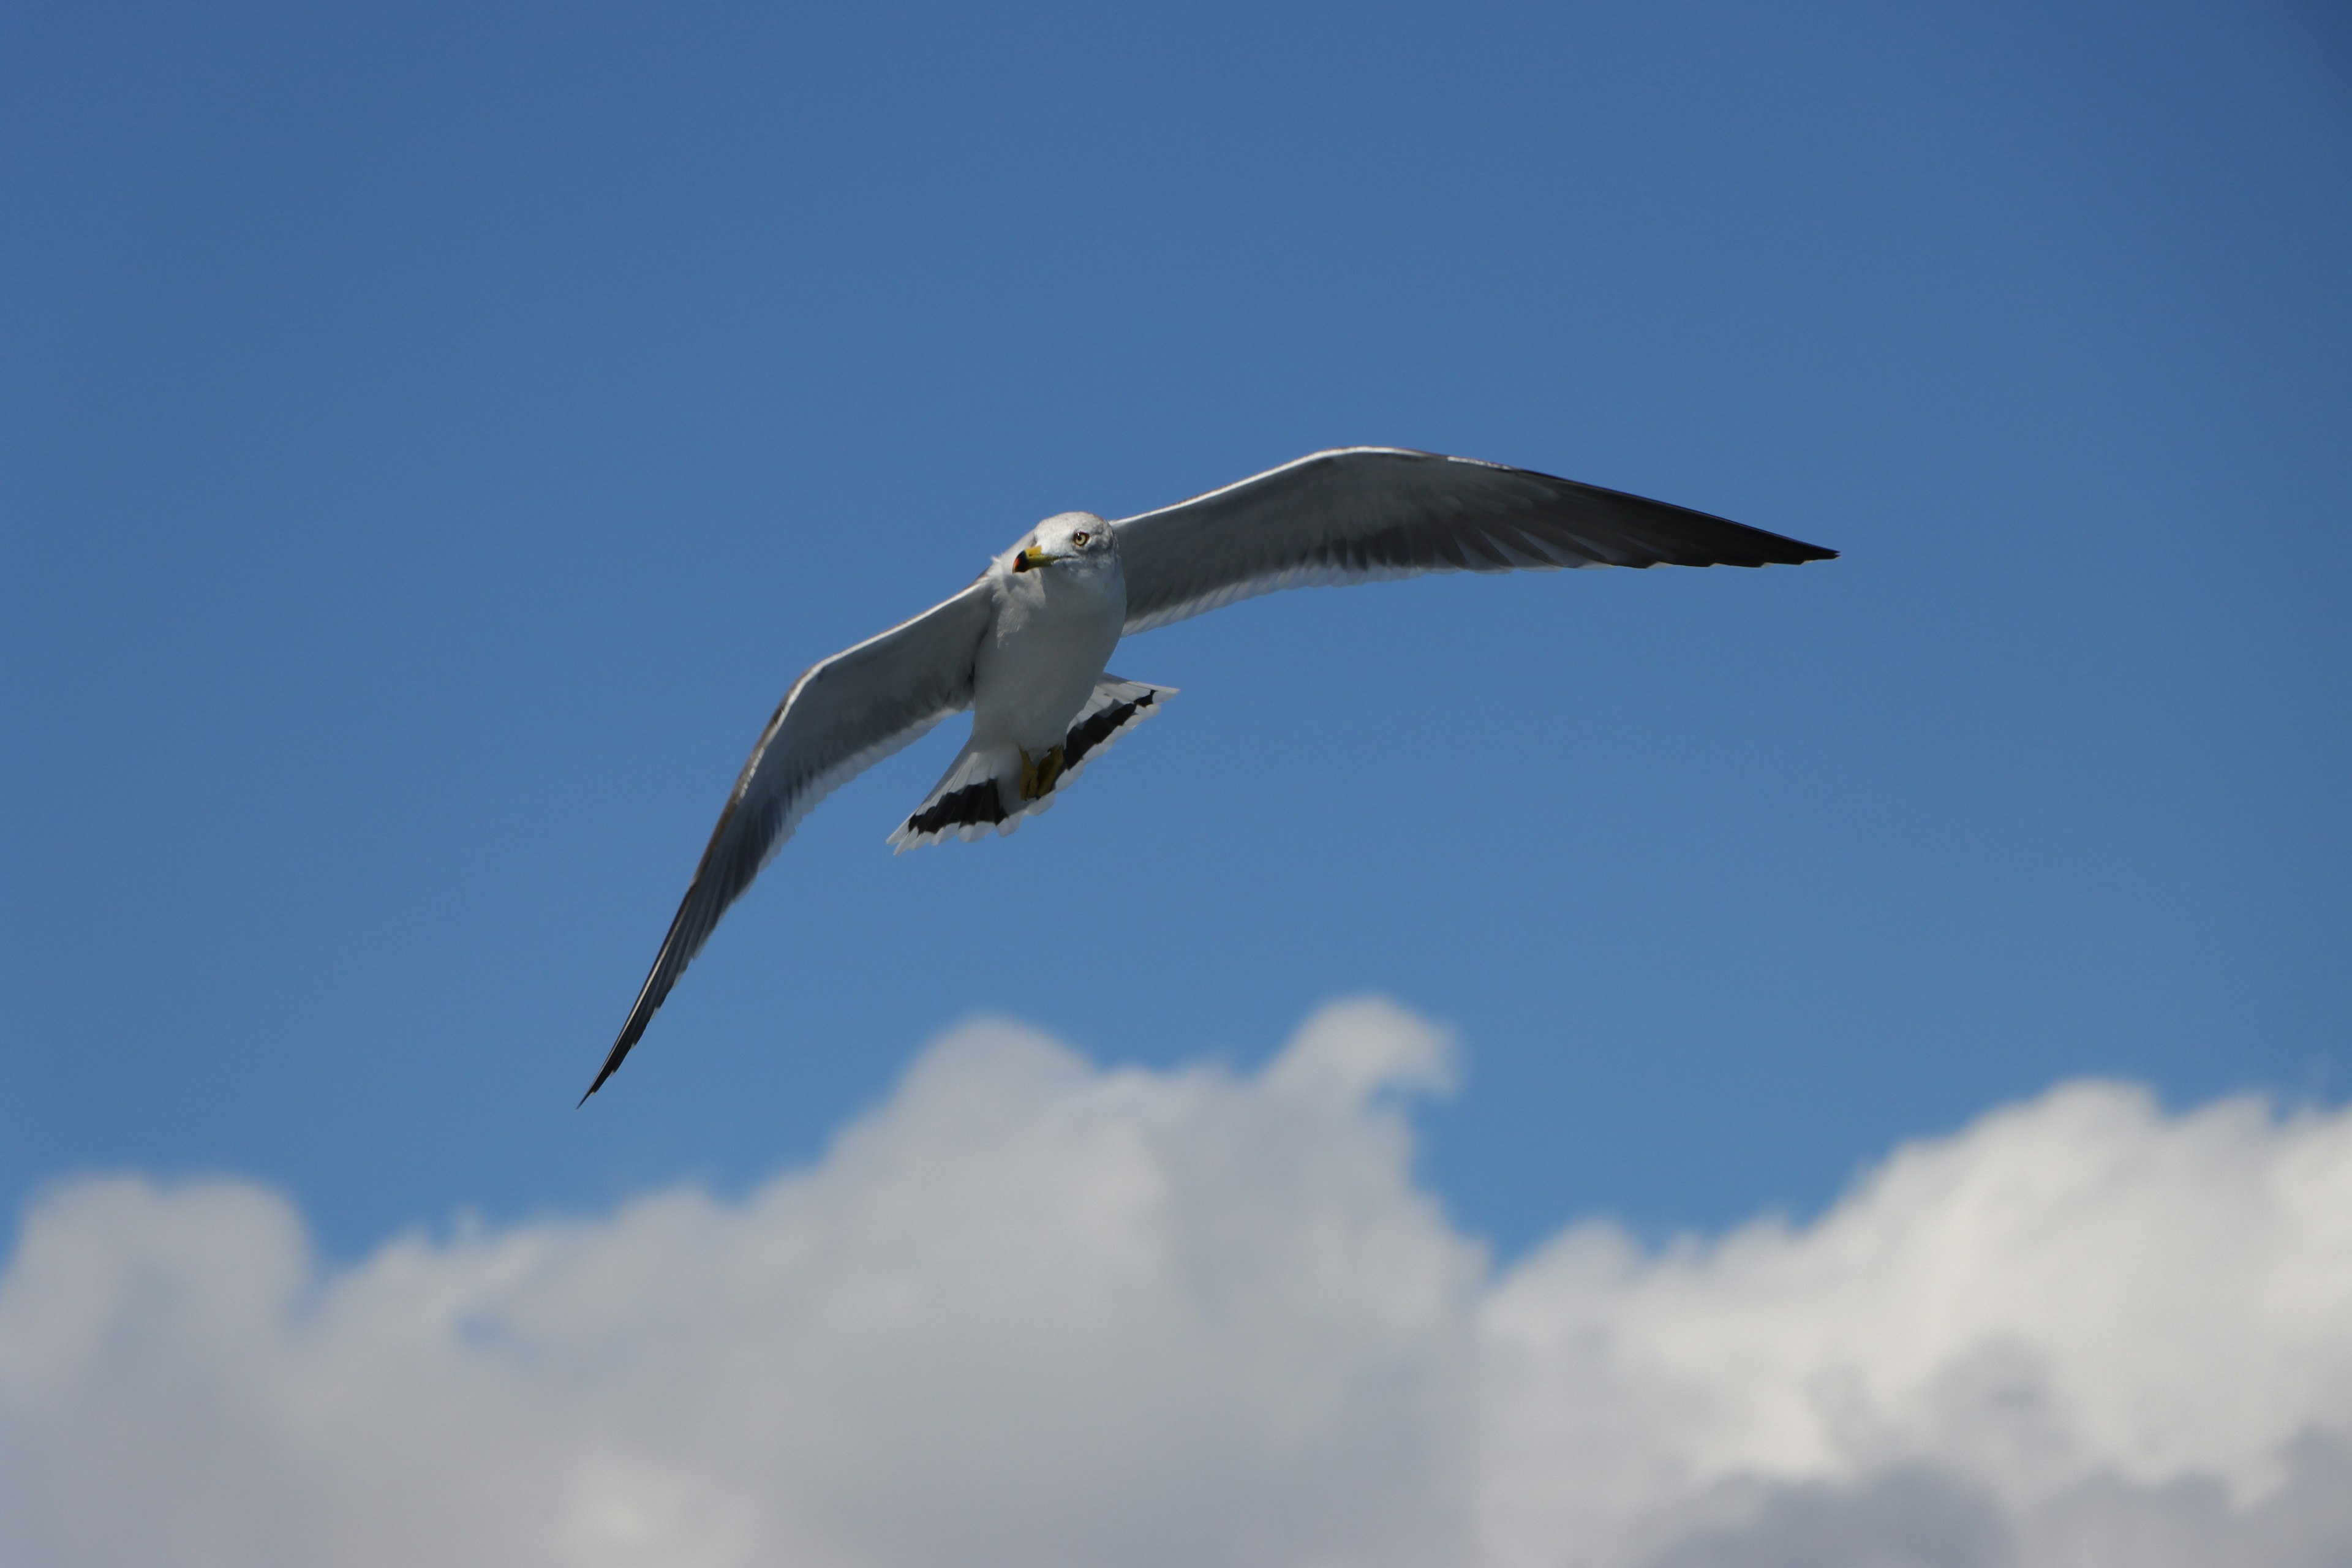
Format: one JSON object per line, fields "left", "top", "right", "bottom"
{"left": 6, "top": 0, "right": 2347, "bottom": 1270}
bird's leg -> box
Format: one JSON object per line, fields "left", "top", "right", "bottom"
{"left": 1018, "top": 744, "right": 1067, "bottom": 801}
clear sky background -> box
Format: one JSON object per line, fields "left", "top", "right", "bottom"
{"left": 7, "top": 0, "right": 2348, "bottom": 1267}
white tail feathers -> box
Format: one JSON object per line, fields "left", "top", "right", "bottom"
{"left": 888, "top": 677, "right": 1175, "bottom": 851}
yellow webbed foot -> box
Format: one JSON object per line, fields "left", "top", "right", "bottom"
{"left": 1017, "top": 744, "right": 1068, "bottom": 802}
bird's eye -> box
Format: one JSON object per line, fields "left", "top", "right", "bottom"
{"left": 1072, "top": 531, "right": 1090, "bottom": 545}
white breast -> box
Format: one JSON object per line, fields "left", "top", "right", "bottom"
{"left": 972, "top": 557, "right": 1127, "bottom": 752}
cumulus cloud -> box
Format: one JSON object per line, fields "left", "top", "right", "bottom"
{"left": 2, "top": 998, "right": 2348, "bottom": 1568}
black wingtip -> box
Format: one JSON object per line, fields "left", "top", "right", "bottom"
{"left": 1725, "top": 532, "right": 1838, "bottom": 568}
{"left": 1731, "top": 522, "right": 1838, "bottom": 567}
{"left": 576, "top": 1025, "right": 641, "bottom": 1107}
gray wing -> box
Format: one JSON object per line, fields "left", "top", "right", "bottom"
{"left": 1113, "top": 448, "right": 1836, "bottom": 635}
{"left": 582, "top": 581, "right": 998, "bottom": 1101}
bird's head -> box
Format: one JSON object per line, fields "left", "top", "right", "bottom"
{"left": 1011, "top": 512, "right": 1116, "bottom": 575}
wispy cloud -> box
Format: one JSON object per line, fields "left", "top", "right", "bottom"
{"left": 4, "top": 1000, "right": 2347, "bottom": 1567}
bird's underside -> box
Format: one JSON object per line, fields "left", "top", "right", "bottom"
{"left": 581, "top": 447, "right": 1838, "bottom": 1102}
{"left": 889, "top": 676, "right": 1174, "bottom": 850}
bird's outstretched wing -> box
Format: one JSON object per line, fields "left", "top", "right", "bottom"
{"left": 582, "top": 581, "right": 997, "bottom": 1102}
{"left": 1112, "top": 448, "right": 1835, "bottom": 635}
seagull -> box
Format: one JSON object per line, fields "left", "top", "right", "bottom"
{"left": 581, "top": 447, "right": 1834, "bottom": 1101}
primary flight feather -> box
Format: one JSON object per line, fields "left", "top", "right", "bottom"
{"left": 582, "top": 447, "right": 1835, "bottom": 1101}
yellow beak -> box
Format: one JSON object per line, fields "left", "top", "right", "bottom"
{"left": 1013, "top": 547, "right": 1062, "bottom": 573}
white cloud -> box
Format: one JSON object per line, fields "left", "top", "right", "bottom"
{"left": 3, "top": 1000, "right": 2348, "bottom": 1568}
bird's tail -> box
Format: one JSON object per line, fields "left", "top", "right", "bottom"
{"left": 888, "top": 676, "right": 1175, "bottom": 851}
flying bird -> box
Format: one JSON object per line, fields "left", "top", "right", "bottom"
{"left": 582, "top": 447, "right": 1834, "bottom": 1101}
